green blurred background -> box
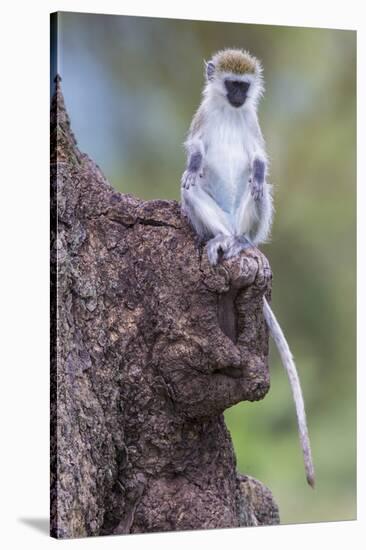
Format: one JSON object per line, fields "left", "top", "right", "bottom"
{"left": 54, "top": 12, "right": 356, "bottom": 525}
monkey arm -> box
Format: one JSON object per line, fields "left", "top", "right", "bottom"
{"left": 181, "top": 138, "right": 205, "bottom": 190}
{"left": 235, "top": 150, "right": 272, "bottom": 243}
{"left": 244, "top": 109, "right": 268, "bottom": 199}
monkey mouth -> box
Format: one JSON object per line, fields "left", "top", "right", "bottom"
{"left": 228, "top": 97, "right": 246, "bottom": 108}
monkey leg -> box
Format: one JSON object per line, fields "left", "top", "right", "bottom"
{"left": 250, "top": 183, "right": 273, "bottom": 245}
{"left": 234, "top": 182, "right": 273, "bottom": 246}
{"left": 235, "top": 151, "right": 272, "bottom": 245}
{"left": 181, "top": 184, "right": 233, "bottom": 241}
{"left": 234, "top": 188, "right": 259, "bottom": 238}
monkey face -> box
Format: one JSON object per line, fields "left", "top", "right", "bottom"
{"left": 224, "top": 79, "right": 250, "bottom": 108}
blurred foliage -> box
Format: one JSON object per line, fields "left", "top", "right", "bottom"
{"left": 55, "top": 12, "right": 356, "bottom": 525}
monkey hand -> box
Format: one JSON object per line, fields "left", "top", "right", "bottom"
{"left": 181, "top": 168, "right": 204, "bottom": 190}
{"left": 249, "top": 176, "right": 263, "bottom": 201}
{"left": 250, "top": 157, "right": 266, "bottom": 201}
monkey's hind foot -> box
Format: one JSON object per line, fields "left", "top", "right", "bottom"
{"left": 206, "top": 235, "right": 253, "bottom": 266}
{"left": 206, "top": 235, "right": 235, "bottom": 266}
{"left": 224, "top": 235, "right": 253, "bottom": 260}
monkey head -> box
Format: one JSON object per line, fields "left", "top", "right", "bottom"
{"left": 204, "top": 48, "right": 264, "bottom": 109}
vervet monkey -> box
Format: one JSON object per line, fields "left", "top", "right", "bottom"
{"left": 181, "top": 48, "right": 315, "bottom": 488}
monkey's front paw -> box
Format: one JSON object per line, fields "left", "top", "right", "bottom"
{"left": 249, "top": 178, "right": 263, "bottom": 201}
{"left": 181, "top": 170, "right": 202, "bottom": 190}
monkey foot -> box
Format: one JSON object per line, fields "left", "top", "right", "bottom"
{"left": 206, "top": 235, "right": 252, "bottom": 266}
{"left": 224, "top": 235, "right": 253, "bottom": 260}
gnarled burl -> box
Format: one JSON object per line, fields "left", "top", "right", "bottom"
{"left": 50, "top": 76, "right": 279, "bottom": 539}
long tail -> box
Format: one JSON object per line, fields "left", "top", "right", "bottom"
{"left": 263, "top": 296, "right": 315, "bottom": 488}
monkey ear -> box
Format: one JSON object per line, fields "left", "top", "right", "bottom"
{"left": 205, "top": 61, "right": 215, "bottom": 81}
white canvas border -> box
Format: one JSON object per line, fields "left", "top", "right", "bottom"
{"left": 0, "top": 1, "right": 363, "bottom": 549}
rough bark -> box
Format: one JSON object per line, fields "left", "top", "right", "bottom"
{"left": 50, "top": 76, "right": 279, "bottom": 539}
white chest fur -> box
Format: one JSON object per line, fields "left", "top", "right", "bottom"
{"left": 203, "top": 108, "right": 254, "bottom": 214}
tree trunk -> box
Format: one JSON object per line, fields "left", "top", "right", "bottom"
{"left": 50, "top": 76, "right": 279, "bottom": 539}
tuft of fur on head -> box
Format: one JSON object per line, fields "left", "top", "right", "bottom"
{"left": 203, "top": 48, "right": 264, "bottom": 110}
{"left": 212, "top": 48, "right": 259, "bottom": 75}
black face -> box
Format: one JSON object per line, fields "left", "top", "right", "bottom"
{"left": 224, "top": 79, "right": 250, "bottom": 107}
